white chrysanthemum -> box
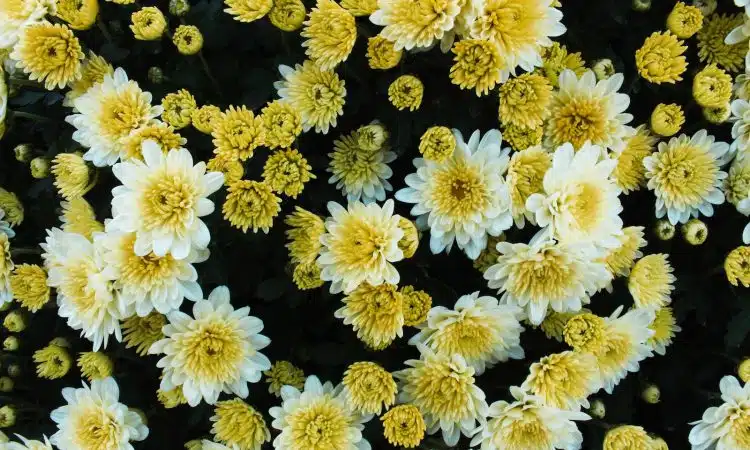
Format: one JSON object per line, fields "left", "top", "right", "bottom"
{"left": 328, "top": 130, "right": 396, "bottom": 204}
{"left": 394, "top": 347, "right": 488, "bottom": 446}
{"left": 109, "top": 141, "right": 224, "bottom": 260}
{"left": 726, "top": 13, "right": 750, "bottom": 46}
{"left": 395, "top": 129, "right": 513, "bottom": 259}
{"left": 408, "top": 291, "right": 524, "bottom": 374}
{"left": 731, "top": 99, "right": 750, "bottom": 160}
{"left": 370, "top": 0, "right": 461, "bottom": 51}
{"left": 50, "top": 377, "right": 148, "bottom": 450}
{"left": 0, "top": 0, "right": 54, "bottom": 48}
{"left": 41, "top": 228, "right": 127, "bottom": 351}
{"left": 526, "top": 142, "right": 623, "bottom": 249}
{"left": 520, "top": 351, "right": 602, "bottom": 411}
{"left": 66, "top": 68, "right": 162, "bottom": 167}
{"left": 317, "top": 200, "right": 404, "bottom": 294}
{"left": 269, "top": 375, "right": 372, "bottom": 450}
{"left": 149, "top": 286, "right": 271, "bottom": 406}
{"left": 470, "top": 386, "right": 589, "bottom": 450}
{"left": 544, "top": 70, "right": 633, "bottom": 151}
{"left": 484, "top": 231, "right": 611, "bottom": 325}
{"left": 0, "top": 209, "right": 16, "bottom": 238}
{"left": 97, "top": 227, "right": 206, "bottom": 317}
{"left": 469, "top": 0, "right": 565, "bottom": 81}
{"left": 689, "top": 376, "right": 750, "bottom": 450}
{"left": 643, "top": 130, "right": 728, "bottom": 225}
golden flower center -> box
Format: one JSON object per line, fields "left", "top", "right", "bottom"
{"left": 500, "top": 411, "right": 551, "bottom": 448}
{"left": 289, "top": 400, "right": 349, "bottom": 450}
{"left": 179, "top": 321, "right": 245, "bottom": 382}
{"left": 508, "top": 248, "right": 574, "bottom": 301}
{"left": 410, "top": 364, "right": 473, "bottom": 421}
{"left": 432, "top": 316, "right": 494, "bottom": 360}
{"left": 476, "top": 0, "right": 540, "bottom": 51}
{"left": 652, "top": 145, "right": 717, "bottom": 207}
{"left": 121, "top": 247, "right": 179, "bottom": 288}
{"left": 64, "top": 262, "right": 101, "bottom": 313}
{"left": 333, "top": 218, "right": 392, "bottom": 269}
{"left": 558, "top": 181, "right": 604, "bottom": 233}
{"left": 728, "top": 407, "right": 750, "bottom": 448}
{"left": 74, "top": 408, "right": 121, "bottom": 450}
{"left": 564, "top": 314, "right": 606, "bottom": 353}
{"left": 551, "top": 98, "right": 607, "bottom": 148}
{"left": 100, "top": 90, "right": 151, "bottom": 140}
{"left": 431, "top": 163, "right": 489, "bottom": 221}
{"left": 142, "top": 174, "right": 197, "bottom": 231}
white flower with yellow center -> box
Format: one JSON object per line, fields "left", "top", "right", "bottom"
{"left": 408, "top": 292, "right": 524, "bottom": 375}
{"left": 109, "top": 141, "right": 224, "bottom": 260}
{"left": 470, "top": 386, "right": 589, "bottom": 450}
{"left": 328, "top": 128, "right": 396, "bottom": 204}
{"left": 317, "top": 199, "right": 404, "bottom": 294}
{"left": 689, "top": 376, "right": 750, "bottom": 450}
{"left": 269, "top": 375, "right": 372, "bottom": 450}
{"left": 150, "top": 286, "right": 271, "bottom": 406}
{"left": 49, "top": 377, "right": 148, "bottom": 450}
{"left": 470, "top": 0, "right": 565, "bottom": 81}
{"left": 370, "top": 0, "right": 461, "bottom": 51}
{"left": 520, "top": 351, "right": 601, "bottom": 411}
{"left": 66, "top": 68, "right": 163, "bottom": 167}
{"left": 484, "top": 231, "right": 611, "bottom": 325}
{"left": 394, "top": 347, "right": 488, "bottom": 446}
{"left": 396, "top": 129, "right": 513, "bottom": 259}
{"left": 643, "top": 130, "right": 728, "bottom": 225}
{"left": 526, "top": 142, "right": 623, "bottom": 249}
{"left": 42, "top": 228, "right": 127, "bottom": 351}
{"left": 98, "top": 227, "right": 206, "bottom": 317}
{"left": 0, "top": 0, "right": 54, "bottom": 48}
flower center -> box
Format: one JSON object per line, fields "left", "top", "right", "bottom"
{"left": 99, "top": 89, "right": 151, "bottom": 140}
{"left": 120, "top": 235, "right": 179, "bottom": 288}
{"left": 74, "top": 408, "right": 121, "bottom": 450}
{"left": 653, "top": 145, "right": 717, "bottom": 207}
{"left": 410, "top": 364, "right": 473, "bottom": 422}
{"left": 501, "top": 410, "right": 551, "bottom": 448}
{"left": 551, "top": 97, "right": 607, "bottom": 148}
{"left": 142, "top": 174, "right": 196, "bottom": 232}
{"left": 289, "top": 400, "right": 348, "bottom": 450}
{"left": 431, "top": 162, "right": 489, "bottom": 221}
{"left": 559, "top": 181, "right": 603, "bottom": 233}
{"left": 179, "top": 321, "right": 245, "bottom": 382}
{"left": 509, "top": 248, "right": 575, "bottom": 301}
{"left": 432, "top": 315, "right": 494, "bottom": 360}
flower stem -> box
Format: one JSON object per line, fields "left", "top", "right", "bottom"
{"left": 11, "top": 248, "right": 42, "bottom": 257}
{"left": 97, "top": 17, "right": 113, "bottom": 42}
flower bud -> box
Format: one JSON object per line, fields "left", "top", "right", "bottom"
{"left": 641, "top": 384, "right": 661, "bottom": 404}
{"left": 169, "top": 0, "right": 190, "bottom": 16}
{"left": 6, "top": 364, "right": 20, "bottom": 378}
{"left": 0, "top": 377, "right": 13, "bottom": 393}
{"left": 592, "top": 59, "right": 615, "bottom": 81}
{"left": 632, "top": 0, "right": 651, "bottom": 11}
{"left": 13, "top": 144, "right": 32, "bottom": 163}
{"left": 148, "top": 67, "right": 164, "bottom": 84}
{"left": 588, "top": 398, "right": 606, "bottom": 418}
{"left": 0, "top": 405, "right": 15, "bottom": 428}
{"left": 682, "top": 218, "right": 708, "bottom": 245}
{"left": 654, "top": 219, "right": 675, "bottom": 240}
{"left": 738, "top": 358, "right": 750, "bottom": 383}
{"left": 2, "top": 336, "right": 18, "bottom": 352}
{"left": 50, "top": 337, "right": 71, "bottom": 348}
{"left": 30, "top": 157, "right": 50, "bottom": 179}
{"left": 3, "top": 311, "right": 26, "bottom": 333}
{"left": 703, "top": 105, "right": 730, "bottom": 124}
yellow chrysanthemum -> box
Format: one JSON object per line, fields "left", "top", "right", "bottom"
{"left": 56, "top": 0, "right": 98, "bottom": 30}
{"left": 11, "top": 22, "right": 84, "bottom": 90}
{"left": 51, "top": 153, "right": 94, "bottom": 199}
{"left": 635, "top": 31, "right": 688, "bottom": 84}
{"left": 130, "top": 7, "right": 167, "bottom": 40}
{"left": 262, "top": 148, "right": 314, "bottom": 198}
{"left": 223, "top": 180, "right": 281, "bottom": 233}
{"left": 0, "top": 405, "right": 15, "bottom": 427}
{"left": 77, "top": 351, "right": 113, "bottom": 381}
{"left": 157, "top": 385, "right": 188, "bottom": 408}
{"left": 264, "top": 361, "right": 305, "bottom": 396}
{"left": 284, "top": 207, "right": 325, "bottom": 265}
{"left": 211, "top": 398, "right": 271, "bottom": 450}
{"left": 521, "top": 351, "right": 600, "bottom": 410}
{"left": 399, "top": 285, "right": 431, "bottom": 327}
{"left": 563, "top": 312, "right": 607, "bottom": 353}
{"left": 33, "top": 343, "right": 72, "bottom": 379}
{"left": 604, "top": 425, "right": 654, "bottom": 450}
{"left": 472, "top": 235, "right": 504, "bottom": 273}
{"left": 499, "top": 73, "right": 552, "bottom": 129}
{"left": 268, "top": 0, "right": 305, "bottom": 31}
{"left": 650, "top": 103, "right": 684, "bottom": 137}
{"left": 335, "top": 283, "right": 404, "bottom": 350}
{"left": 628, "top": 254, "right": 675, "bottom": 309}
{"left": 122, "top": 312, "right": 165, "bottom": 356}
{"left": 538, "top": 42, "right": 586, "bottom": 87}
{"left": 366, "top": 36, "right": 402, "bottom": 70}
{"left": 697, "top": 13, "right": 746, "bottom": 72}
{"left": 388, "top": 75, "right": 423, "bottom": 111}
{"left": 381, "top": 404, "right": 425, "bottom": 448}
{"left": 192, "top": 105, "right": 222, "bottom": 134}
{"left": 121, "top": 122, "right": 185, "bottom": 161}
{"left": 207, "top": 154, "right": 245, "bottom": 186}
{"left": 301, "top": 0, "right": 357, "bottom": 71}
{"left": 59, "top": 197, "right": 103, "bottom": 239}
{"left": 725, "top": 246, "right": 750, "bottom": 287}
{"left": 224, "top": 0, "right": 272, "bottom": 23}
{"left": 449, "top": 39, "right": 502, "bottom": 96}
{"left": 64, "top": 52, "right": 113, "bottom": 107}
{"left": 172, "top": 25, "right": 203, "bottom": 55}
{"left": 539, "top": 310, "right": 582, "bottom": 342}
{"left": 357, "top": 123, "right": 389, "bottom": 151}
{"left": 342, "top": 361, "right": 397, "bottom": 414}
{"left": 161, "top": 89, "right": 197, "bottom": 130}
{"left": 261, "top": 101, "right": 302, "bottom": 150}
{"left": 418, "top": 126, "right": 455, "bottom": 162}
{"left": 396, "top": 217, "right": 419, "bottom": 259}
{"left": 703, "top": 104, "right": 731, "bottom": 124}
{"left": 506, "top": 146, "right": 551, "bottom": 226}
{"left": 693, "top": 63, "right": 732, "bottom": 108}
{"left": 612, "top": 125, "right": 658, "bottom": 193}
{"left": 212, "top": 105, "right": 265, "bottom": 161}
{"left": 666, "top": 2, "right": 703, "bottom": 39}
{"left": 3, "top": 310, "right": 25, "bottom": 332}
{"left": 10, "top": 264, "right": 49, "bottom": 312}
{"left": 725, "top": 159, "right": 750, "bottom": 207}
{"left": 603, "top": 226, "right": 647, "bottom": 278}
{"left": 503, "top": 124, "right": 543, "bottom": 151}
{"left": 292, "top": 261, "right": 324, "bottom": 290}
{"left": 0, "top": 189, "right": 22, "bottom": 227}
{"left": 341, "top": 0, "right": 376, "bottom": 15}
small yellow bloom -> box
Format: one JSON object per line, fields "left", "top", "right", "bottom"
{"left": 13, "top": 144, "right": 32, "bottom": 163}
{"left": 592, "top": 58, "right": 616, "bottom": 81}
{"left": 635, "top": 31, "right": 687, "bottom": 84}
{"left": 161, "top": 89, "right": 197, "bottom": 129}
{"left": 650, "top": 103, "right": 684, "bottom": 137}
{"left": 628, "top": 254, "right": 675, "bottom": 309}
{"left": 292, "top": 261, "right": 324, "bottom": 290}
{"left": 191, "top": 105, "right": 222, "bottom": 134}
{"left": 52, "top": 153, "right": 94, "bottom": 199}
{"left": 503, "top": 124, "right": 543, "bottom": 151}
{"left": 563, "top": 312, "right": 606, "bottom": 353}
{"left": 389, "top": 75, "right": 423, "bottom": 111}
{"left": 33, "top": 343, "right": 72, "bottom": 379}
{"left": 261, "top": 100, "right": 302, "bottom": 149}
{"left": 342, "top": 361, "right": 396, "bottom": 414}
{"left": 612, "top": 125, "right": 658, "bottom": 194}
{"left": 449, "top": 39, "right": 502, "bottom": 96}
{"left": 3, "top": 336, "right": 19, "bottom": 351}
{"left": 60, "top": 197, "right": 104, "bottom": 239}
{"left": 589, "top": 399, "right": 606, "bottom": 418}
{"left": 211, "top": 398, "right": 271, "bottom": 450}
{"left": 170, "top": 0, "right": 191, "bottom": 15}
{"left": 0, "top": 189, "right": 23, "bottom": 226}
{"left": 262, "top": 148, "right": 315, "bottom": 198}
{"left": 30, "top": 157, "right": 50, "bottom": 179}
{"left": 122, "top": 122, "right": 185, "bottom": 161}
{"left": 264, "top": 360, "right": 305, "bottom": 396}
{"left": 56, "top": 0, "right": 99, "bottom": 30}
{"left": 604, "top": 425, "right": 654, "bottom": 450}
{"left": 223, "top": 180, "right": 281, "bottom": 233}
{"left": 224, "top": 0, "right": 273, "bottom": 23}
{"left": 418, "top": 126, "right": 455, "bottom": 162}
{"left": 399, "top": 285, "right": 431, "bottom": 326}
{"left": 654, "top": 219, "right": 676, "bottom": 241}
{"left": 172, "top": 25, "right": 203, "bottom": 55}
{"left": 301, "top": 0, "right": 357, "bottom": 71}
{"left": 157, "top": 386, "right": 187, "bottom": 408}
{"left": 11, "top": 22, "right": 84, "bottom": 90}
{"left": 366, "top": 36, "right": 402, "bottom": 70}
{"left": 285, "top": 206, "right": 325, "bottom": 265}
{"left": 212, "top": 105, "right": 265, "bottom": 160}
{"left": 681, "top": 218, "right": 708, "bottom": 245}
{"left": 268, "top": 0, "right": 306, "bottom": 31}
{"left": 499, "top": 73, "right": 552, "bottom": 129}
{"left": 207, "top": 154, "right": 245, "bottom": 186}
{"left": 122, "top": 312, "right": 165, "bottom": 356}
{"left": 666, "top": 2, "right": 703, "bottom": 39}
{"left": 725, "top": 246, "right": 750, "bottom": 287}
{"left": 397, "top": 217, "right": 419, "bottom": 258}
{"left": 10, "top": 264, "right": 49, "bottom": 312}
{"left": 697, "top": 13, "right": 746, "bottom": 73}
{"left": 539, "top": 42, "right": 586, "bottom": 87}
{"left": 3, "top": 311, "right": 25, "bottom": 333}
{"left": 130, "top": 7, "right": 167, "bottom": 40}
{"left": 357, "top": 123, "right": 388, "bottom": 151}
{"left": 693, "top": 64, "right": 732, "bottom": 108}
{"left": 381, "top": 404, "right": 425, "bottom": 448}
{"left": 703, "top": 104, "right": 731, "bottom": 124}
{"left": 77, "top": 351, "right": 113, "bottom": 380}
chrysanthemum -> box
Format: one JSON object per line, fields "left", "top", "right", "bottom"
{"left": 161, "top": 89, "right": 197, "bottom": 130}
{"left": 2, "top": 434, "right": 53, "bottom": 450}
{"left": 726, "top": 245, "right": 750, "bottom": 287}
{"left": 396, "top": 129, "right": 513, "bottom": 259}
{"left": 301, "top": 0, "right": 356, "bottom": 70}
{"left": 341, "top": 361, "right": 397, "bottom": 414}
{"left": 521, "top": 351, "right": 601, "bottom": 411}
{"left": 59, "top": 197, "right": 103, "bottom": 240}
{"left": 341, "top": 0, "right": 376, "bottom": 15}
{"left": 223, "top": 180, "right": 281, "bottom": 233}
{"left": 449, "top": 39, "right": 502, "bottom": 96}
{"left": 470, "top": 386, "right": 589, "bottom": 450}
{"left": 409, "top": 292, "right": 524, "bottom": 374}
{"left": 51, "top": 153, "right": 94, "bottom": 199}
{"left": 736, "top": 71, "right": 750, "bottom": 101}
{"left": 484, "top": 233, "right": 610, "bottom": 325}
{"left": 603, "top": 226, "right": 647, "bottom": 279}
{"left": 150, "top": 286, "right": 271, "bottom": 406}
{"left": 66, "top": 68, "right": 163, "bottom": 167}
{"left": 689, "top": 376, "right": 750, "bottom": 450}
{"left": 64, "top": 52, "right": 113, "bottom": 107}
{"left": 172, "top": 25, "right": 203, "bottom": 55}
{"left": 264, "top": 360, "right": 305, "bottom": 396}
{"left": 369, "top": 0, "right": 460, "bottom": 51}
{"left": 317, "top": 200, "right": 403, "bottom": 293}
{"left": 157, "top": 385, "right": 187, "bottom": 408}
{"left": 366, "top": 35, "right": 402, "bottom": 70}
{"left": 693, "top": 64, "right": 733, "bottom": 108}
{"left": 651, "top": 103, "right": 684, "bottom": 137}
{"left": 335, "top": 283, "right": 404, "bottom": 349}
{"left": 388, "top": 74, "right": 423, "bottom": 111}
{"left": 395, "top": 348, "right": 488, "bottom": 446}
{"left": 110, "top": 142, "right": 224, "bottom": 259}
{"left": 563, "top": 311, "right": 607, "bottom": 353}
{"left": 56, "top": 0, "right": 98, "bottom": 30}
{"left": 0, "top": 189, "right": 22, "bottom": 227}
{"left": 33, "top": 343, "right": 72, "bottom": 379}
{"left": 42, "top": 228, "right": 125, "bottom": 350}
{"left": 698, "top": 13, "right": 746, "bottom": 72}
{"left": 505, "top": 146, "right": 551, "bottom": 227}
{"left": 604, "top": 425, "right": 655, "bottom": 450}
{"left": 666, "top": 2, "right": 702, "bottom": 39}
{"left": 647, "top": 306, "right": 680, "bottom": 355}
{"left": 498, "top": 73, "right": 552, "bottom": 130}
{"left": 50, "top": 378, "right": 148, "bottom": 449}
{"left": 643, "top": 130, "right": 728, "bottom": 224}
{"left": 10, "top": 263, "right": 49, "bottom": 312}
{"left": 628, "top": 253, "right": 675, "bottom": 309}
{"left": 10, "top": 22, "right": 84, "bottom": 90}
{"left": 469, "top": 0, "right": 564, "bottom": 81}
{"left": 526, "top": 142, "right": 623, "bottom": 247}
{"left": 539, "top": 310, "right": 581, "bottom": 342}
{"left": 206, "top": 154, "right": 244, "bottom": 186}
{"left": 284, "top": 207, "right": 325, "bottom": 265}
{"left": 0, "top": 0, "right": 53, "bottom": 49}
{"left": 224, "top": 0, "right": 272, "bottom": 22}
{"left": 268, "top": 0, "right": 305, "bottom": 31}
{"left": 635, "top": 31, "right": 688, "bottom": 84}
{"left": 545, "top": 70, "right": 632, "bottom": 150}
{"left": 192, "top": 105, "right": 222, "bottom": 134}
{"left": 274, "top": 61, "right": 346, "bottom": 134}
{"left": 263, "top": 149, "right": 314, "bottom": 198}
{"left": 269, "top": 375, "right": 372, "bottom": 450}
{"left": 121, "top": 122, "right": 186, "bottom": 161}
{"left": 611, "top": 125, "right": 658, "bottom": 194}
{"left": 538, "top": 42, "right": 586, "bottom": 87}
{"left": 399, "top": 285, "right": 431, "bottom": 326}
{"left": 77, "top": 351, "right": 113, "bottom": 380}
{"left": 381, "top": 404, "right": 426, "bottom": 448}
{"left": 704, "top": 104, "right": 731, "bottom": 124}
{"left": 504, "top": 124, "right": 543, "bottom": 151}
{"left": 261, "top": 100, "right": 302, "bottom": 149}
{"left": 292, "top": 262, "right": 323, "bottom": 290}
{"left": 130, "top": 6, "right": 166, "bottom": 40}
{"left": 121, "top": 312, "right": 165, "bottom": 356}
{"left": 211, "top": 398, "right": 271, "bottom": 450}
{"left": 328, "top": 128, "right": 395, "bottom": 204}
{"left": 212, "top": 105, "right": 265, "bottom": 161}
{"left": 418, "top": 126, "right": 455, "bottom": 162}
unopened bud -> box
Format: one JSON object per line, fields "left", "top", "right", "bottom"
{"left": 682, "top": 218, "right": 708, "bottom": 245}
{"left": 2, "top": 337, "right": 18, "bottom": 352}
{"left": 169, "top": 0, "right": 191, "bottom": 16}
{"left": 632, "top": 0, "right": 651, "bottom": 11}
{"left": 148, "top": 67, "right": 164, "bottom": 84}
{"left": 588, "top": 398, "right": 605, "bottom": 418}
{"left": 6, "top": 364, "right": 20, "bottom": 378}
{"left": 654, "top": 219, "right": 675, "bottom": 241}
{"left": 738, "top": 358, "right": 750, "bottom": 383}
{"left": 642, "top": 384, "right": 661, "bottom": 404}
{"left": 3, "top": 311, "right": 26, "bottom": 333}
{"left": 29, "top": 157, "right": 50, "bottom": 179}
{"left": 0, "top": 377, "right": 13, "bottom": 393}
{"left": 692, "top": 0, "right": 716, "bottom": 16}
{"left": 13, "top": 144, "right": 32, "bottom": 163}
{"left": 592, "top": 59, "right": 615, "bottom": 81}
